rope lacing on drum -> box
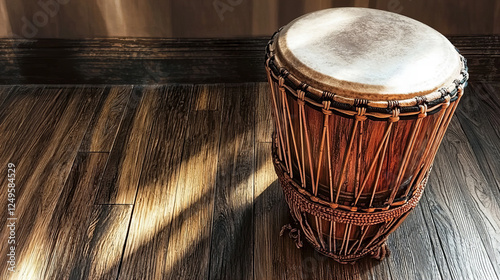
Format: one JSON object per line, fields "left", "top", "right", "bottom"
{"left": 355, "top": 107, "right": 367, "bottom": 122}
{"left": 418, "top": 104, "right": 428, "bottom": 119}
{"left": 279, "top": 68, "right": 290, "bottom": 85}
{"left": 322, "top": 101, "right": 332, "bottom": 115}
{"left": 297, "top": 88, "right": 306, "bottom": 106}
{"left": 354, "top": 98, "right": 368, "bottom": 107}
{"left": 388, "top": 108, "right": 400, "bottom": 123}
{"left": 457, "top": 86, "right": 464, "bottom": 97}
{"left": 387, "top": 100, "right": 399, "bottom": 109}
{"left": 300, "top": 82, "right": 309, "bottom": 92}
{"left": 438, "top": 87, "right": 448, "bottom": 98}
{"left": 322, "top": 90, "right": 336, "bottom": 101}
{"left": 442, "top": 95, "right": 452, "bottom": 109}
{"left": 461, "top": 70, "right": 469, "bottom": 82}
{"left": 280, "top": 224, "right": 303, "bottom": 249}
{"left": 265, "top": 57, "right": 272, "bottom": 68}
{"left": 415, "top": 96, "right": 427, "bottom": 106}
{"left": 265, "top": 36, "right": 468, "bottom": 118}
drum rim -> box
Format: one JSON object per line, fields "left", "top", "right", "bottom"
{"left": 265, "top": 30, "right": 469, "bottom": 119}
{"left": 270, "top": 8, "right": 467, "bottom": 102}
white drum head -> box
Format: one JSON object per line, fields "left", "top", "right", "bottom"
{"left": 274, "top": 8, "right": 462, "bottom": 101}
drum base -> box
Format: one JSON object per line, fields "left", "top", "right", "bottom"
{"left": 272, "top": 134, "right": 428, "bottom": 264}
{"left": 280, "top": 222, "right": 391, "bottom": 264}
{"left": 370, "top": 242, "right": 391, "bottom": 261}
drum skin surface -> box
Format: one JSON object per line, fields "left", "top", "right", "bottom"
{"left": 275, "top": 8, "right": 462, "bottom": 101}
{"left": 265, "top": 8, "right": 468, "bottom": 263}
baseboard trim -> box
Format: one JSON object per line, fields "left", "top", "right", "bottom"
{"left": 0, "top": 36, "right": 497, "bottom": 84}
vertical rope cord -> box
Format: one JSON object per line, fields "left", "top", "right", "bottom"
{"left": 369, "top": 130, "right": 391, "bottom": 208}
{"left": 339, "top": 224, "right": 351, "bottom": 255}
{"left": 388, "top": 104, "right": 427, "bottom": 205}
{"left": 369, "top": 108, "right": 399, "bottom": 208}
{"left": 298, "top": 91, "right": 306, "bottom": 188}
{"left": 314, "top": 101, "right": 332, "bottom": 195}
{"left": 298, "top": 89, "right": 316, "bottom": 193}
{"left": 280, "top": 76, "right": 293, "bottom": 177}
{"left": 283, "top": 95, "right": 305, "bottom": 184}
{"left": 316, "top": 216, "right": 327, "bottom": 249}
{"left": 292, "top": 207, "right": 316, "bottom": 245}
{"left": 354, "top": 225, "right": 369, "bottom": 254}
{"left": 354, "top": 120, "right": 394, "bottom": 206}
{"left": 355, "top": 108, "right": 366, "bottom": 200}
{"left": 334, "top": 117, "right": 360, "bottom": 203}
{"left": 412, "top": 95, "right": 453, "bottom": 188}
{"left": 267, "top": 66, "right": 287, "bottom": 164}
{"left": 327, "top": 123, "right": 333, "bottom": 201}
{"left": 413, "top": 88, "right": 463, "bottom": 188}
{"left": 404, "top": 99, "right": 448, "bottom": 196}
{"left": 329, "top": 220, "right": 334, "bottom": 252}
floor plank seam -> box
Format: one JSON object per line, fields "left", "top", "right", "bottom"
{"left": 206, "top": 85, "right": 226, "bottom": 280}
{"left": 112, "top": 86, "right": 151, "bottom": 280}
{"left": 93, "top": 203, "right": 135, "bottom": 206}
{"left": 252, "top": 84, "right": 257, "bottom": 280}
{"left": 458, "top": 117, "right": 500, "bottom": 199}
{"left": 421, "top": 193, "right": 454, "bottom": 280}
{"left": 251, "top": 83, "right": 257, "bottom": 280}
{"left": 452, "top": 116, "right": 500, "bottom": 280}
{"left": 113, "top": 182, "right": 143, "bottom": 280}
{"left": 102, "top": 85, "right": 138, "bottom": 155}
{"left": 418, "top": 203, "right": 450, "bottom": 280}
{"left": 157, "top": 84, "right": 197, "bottom": 279}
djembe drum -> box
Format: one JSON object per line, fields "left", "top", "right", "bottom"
{"left": 265, "top": 8, "right": 468, "bottom": 263}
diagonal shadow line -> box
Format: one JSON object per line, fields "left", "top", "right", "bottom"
{"left": 0, "top": 87, "right": 106, "bottom": 279}
{"left": 100, "top": 84, "right": 264, "bottom": 279}
{"left": 0, "top": 82, "right": 388, "bottom": 279}
{"left": 97, "top": 82, "right": 384, "bottom": 280}
{"left": 75, "top": 146, "right": 267, "bottom": 279}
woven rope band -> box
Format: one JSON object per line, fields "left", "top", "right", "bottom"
{"left": 272, "top": 140, "right": 428, "bottom": 226}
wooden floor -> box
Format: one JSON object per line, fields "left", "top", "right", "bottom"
{"left": 0, "top": 82, "right": 499, "bottom": 280}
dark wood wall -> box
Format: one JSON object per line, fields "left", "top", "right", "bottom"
{"left": 0, "top": 0, "right": 498, "bottom": 39}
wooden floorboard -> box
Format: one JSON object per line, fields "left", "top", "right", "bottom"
{"left": 0, "top": 86, "right": 41, "bottom": 163}
{"left": 457, "top": 83, "right": 500, "bottom": 198}
{"left": 43, "top": 152, "right": 108, "bottom": 280}
{"left": 1, "top": 81, "right": 500, "bottom": 280}
{"left": 163, "top": 87, "right": 222, "bottom": 279}
{"left": 117, "top": 85, "right": 194, "bottom": 279}
{"left": 80, "top": 86, "right": 132, "bottom": 153}
{"left": 0, "top": 86, "right": 14, "bottom": 109}
{"left": 417, "top": 200, "right": 453, "bottom": 280}
{"left": 78, "top": 204, "right": 133, "bottom": 280}
{"left": 422, "top": 117, "right": 500, "bottom": 280}
{"left": 455, "top": 82, "right": 500, "bottom": 276}
{"left": 385, "top": 205, "right": 445, "bottom": 280}
{"left": 255, "top": 83, "right": 273, "bottom": 143}
{"left": 96, "top": 86, "right": 152, "bottom": 204}
{"left": 0, "top": 86, "right": 104, "bottom": 279}
{"left": 208, "top": 84, "right": 255, "bottom": 280}
{"left": 253, "top": 142, "right": 303, "bottom": 279}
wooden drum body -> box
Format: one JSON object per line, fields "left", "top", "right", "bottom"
{"left": 265, "top": 8, "right": 468, "bottom": 263}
